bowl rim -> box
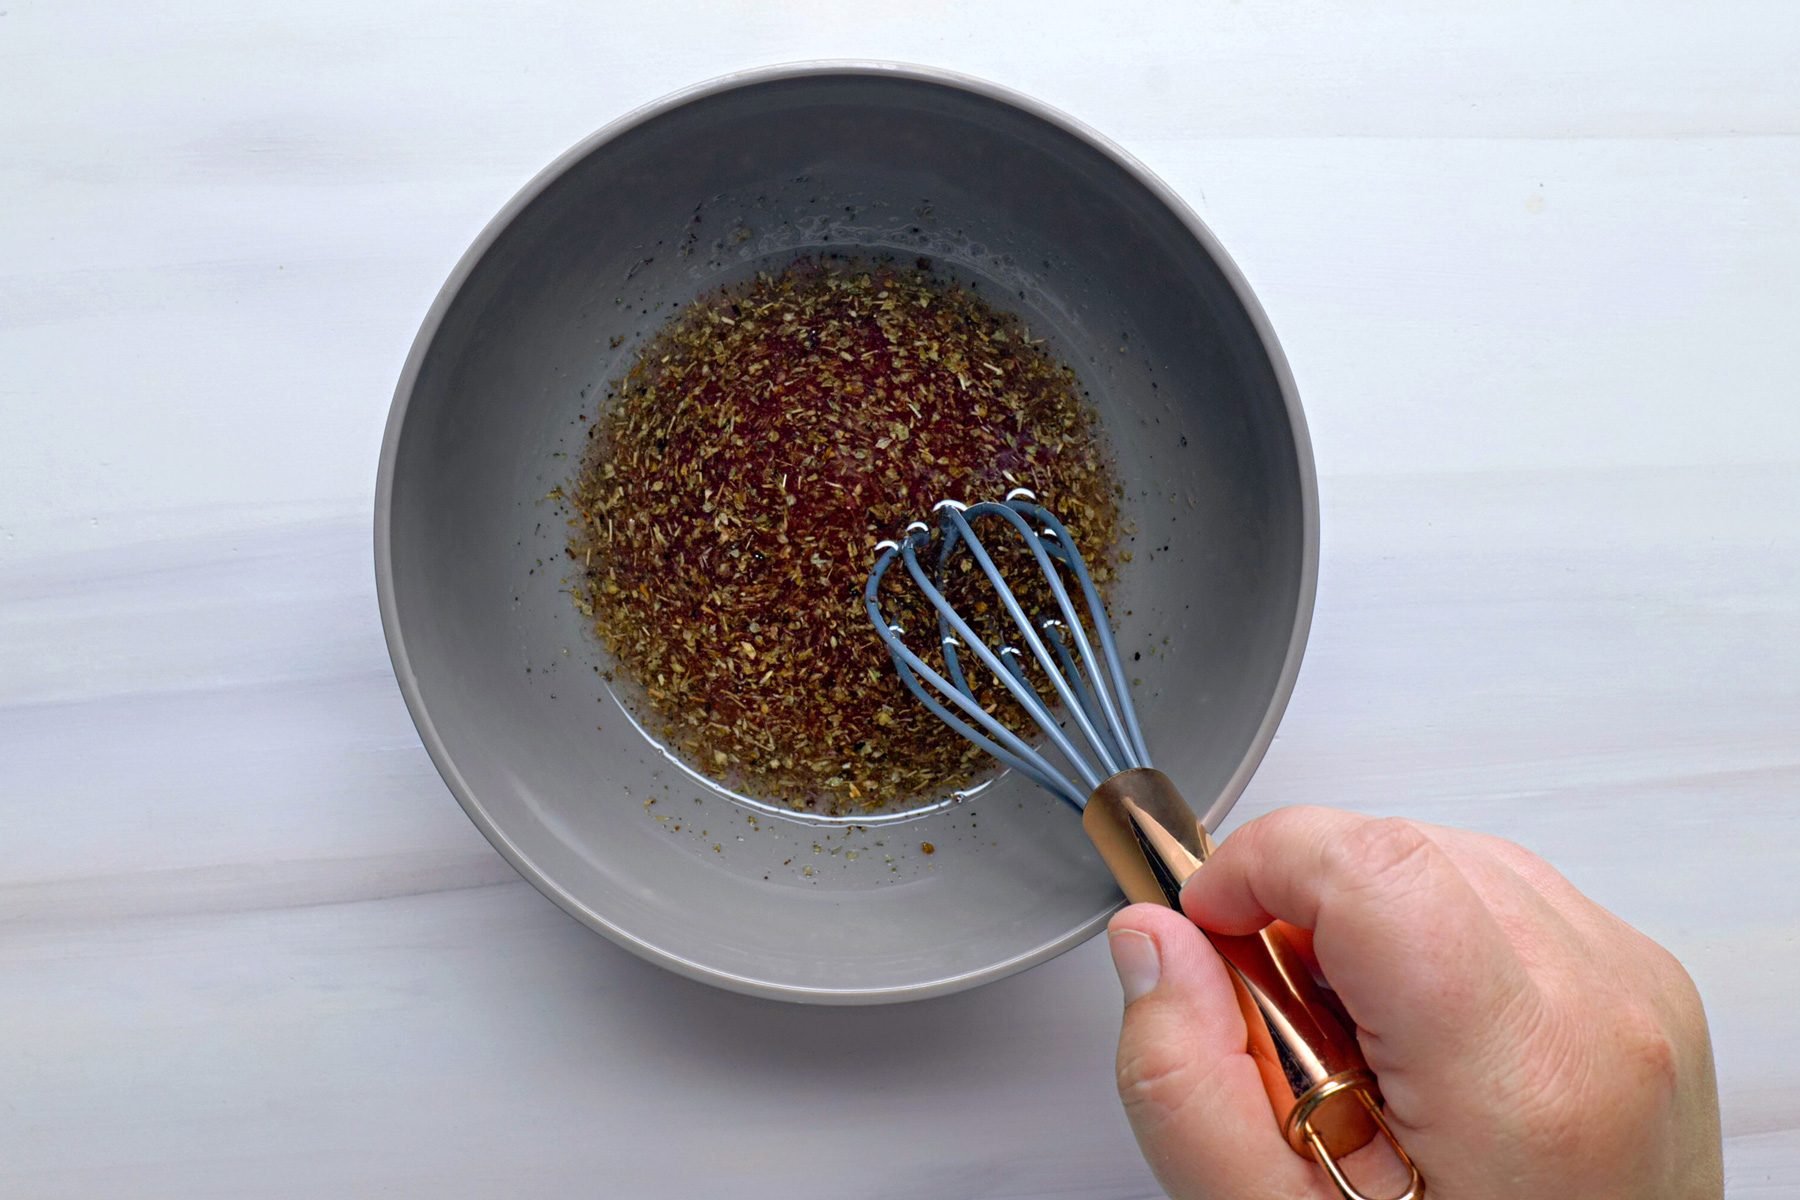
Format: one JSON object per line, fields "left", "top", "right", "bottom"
{"left": 373, "top": 59, "right": 1320, "bottom": 1004}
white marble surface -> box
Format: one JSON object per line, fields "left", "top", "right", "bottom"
{"left": 3, "top": 4, "right": 1797, "bottom": 1197}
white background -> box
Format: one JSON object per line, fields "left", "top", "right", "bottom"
{"left": 2, "top": 3, "right": 1796, "bottom": 1196}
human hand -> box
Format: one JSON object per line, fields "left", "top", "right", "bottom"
{"left": 1105, "top": 807, "right": 1723, "bottom": 1199}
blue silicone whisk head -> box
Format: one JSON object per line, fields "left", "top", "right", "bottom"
{"left": 863, "top": 489, "right": 1150, "bottom": 812}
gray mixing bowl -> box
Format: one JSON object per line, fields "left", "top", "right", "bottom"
{"left": 376, "top": 63, "right": 1316, "bottom": 1003}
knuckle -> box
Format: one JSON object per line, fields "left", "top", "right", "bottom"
{"left": 1647, "top": 940, "right": 1704, "bottom": 1012}
{"left": 1258, "top": 804, "right": 1334, "bottom": 838}
{"left": 1618, "top": 925, "right": 1710, "bottom": 1040}
{"left": 1486, "top": 835, "right": 1581, "bottom": 898}
{"left": 1335, "top": 817, "right": 1438, "bottom": 895}
{"left": 1479, "top": 832, "right": 1550, "bottom": 874}
{"left": 1510, "top": 992, "right": 1680, "bottom": 1159}
{"left": 1116, "top": 1035, "right": 1208, "bottom": 1130}
{"left": 1236, "top": 805, "right": 1327, "bottom": 851}
{"left": 1618, "top": 1003, "right": 1681, "bottom": 1094}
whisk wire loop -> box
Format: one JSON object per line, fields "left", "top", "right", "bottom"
{"left": 864, "top": 547, "right": 1086, "bottom": 809}
{"left": 935, "top": 504, "right": 1126, "bottom": 782}
{"left": 896, "top": 530, "right": 1108, "bottom": 790}
{"left": 1024, "top": 503, "right": 1152, "bottom": 766}
{"left": 1039, "top": 620, "right": 1123, "bottom": 765}
{"left": 865, "top": 495, "right": 1152, "bottom": 809}
{"left": 887, "top": 643, "right": 1079, "bottom": 803}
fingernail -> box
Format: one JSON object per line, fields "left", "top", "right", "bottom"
{"left": 1108, "top": 929, "right": 1160, "bottom": 1004}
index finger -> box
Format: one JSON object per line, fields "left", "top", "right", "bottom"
{"left": 1182, "top": 807, "right": 1540, "bottom": 1075}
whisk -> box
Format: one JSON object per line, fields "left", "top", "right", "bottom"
{"left": 865, "top": 491, "right": 1423, "bottom": 1200}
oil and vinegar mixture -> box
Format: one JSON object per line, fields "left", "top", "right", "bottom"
{"left": 564, "top": 258, "right": 1120, "bottom": 815}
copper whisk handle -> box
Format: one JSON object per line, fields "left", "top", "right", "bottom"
{"left": 1084, "top": 769, "right": 1424, "bottom": 1200}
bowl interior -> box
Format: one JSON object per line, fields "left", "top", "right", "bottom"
{"left": 381, "top": 68, "right": 1310, "bottom": 1001}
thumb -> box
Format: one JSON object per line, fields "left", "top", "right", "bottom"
{"left": 1108, "top": 904, "right": 1326, "bottom": 1200}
